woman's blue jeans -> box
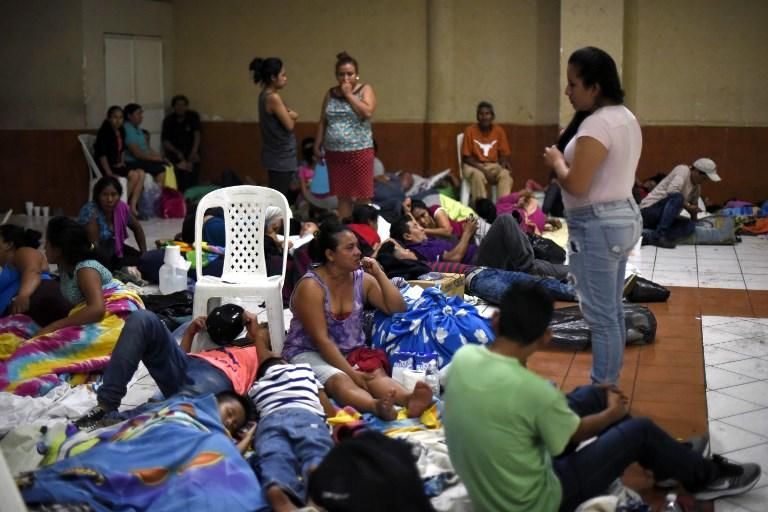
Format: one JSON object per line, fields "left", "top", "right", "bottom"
{"left": 566, "top": 199, "right": 642, "bottom": 384}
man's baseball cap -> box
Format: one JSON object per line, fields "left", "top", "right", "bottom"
{"left": 693, "top": 158, "right": 721, "bottom": 182}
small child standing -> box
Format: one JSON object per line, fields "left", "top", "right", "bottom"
{"left": 246, "top": 317, "right": 337, "bottom": 512}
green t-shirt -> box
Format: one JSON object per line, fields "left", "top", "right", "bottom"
{"left": 443, "top": 345, "right": 580, "bottom": 512}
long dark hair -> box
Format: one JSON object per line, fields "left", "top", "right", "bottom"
{"left": 557, "top": 46, "right": 624, "bottom": 151}
{"left": 46, "top": 216, "right": 95, "bottom": 267}
{"left": 249, "top": 57, "right": 283, "bottom": 86}
{"left": 0, "top": 224, "right": 42, "bottom": 249}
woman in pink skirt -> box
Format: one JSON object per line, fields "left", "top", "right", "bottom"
{"left": 314, "top": 52, "right": 377, "bottom": 220}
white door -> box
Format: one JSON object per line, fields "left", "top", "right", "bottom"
{"left": 104, "top": 35, "right": 164, "bottom": 152}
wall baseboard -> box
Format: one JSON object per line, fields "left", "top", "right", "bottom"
{"left": 1, "top": 123, "right": 765, "bottom": 215}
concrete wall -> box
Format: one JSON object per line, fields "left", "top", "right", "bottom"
{"left": 625, "top": 0, "right": 768, "bottom": 126}
{"left": 173, "top": 0, "right": 428, "bottom": 123}
{"left": 0, "top": 0, "right": 84, "bottom": 129}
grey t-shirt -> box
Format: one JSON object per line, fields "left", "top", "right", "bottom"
{"left": 258, "top": 90, "right": 297, "bottom": 172}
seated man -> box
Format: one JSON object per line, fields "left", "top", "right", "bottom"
{"left": 161, "top": 94, "right": 202, "bottom": 192}
{"left": 461, "top": 101, "right": 513, "bottom": 201}
{"left": 389, "top": 214, "right": 567, "bottom": 280}
{"left": 75, "top": 304, "right": 259, "bottom": 429}
{"left": 444, "top": 282, "right": 760, "bottom": 511}
{"left": 639, "top": 157, "right": 721, "bottom": 248}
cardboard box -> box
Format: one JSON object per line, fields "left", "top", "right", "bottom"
{"left": 407, "top": 273, "right": 465, "bottom": 298}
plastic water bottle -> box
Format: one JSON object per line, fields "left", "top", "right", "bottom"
{"left": 661, "top": 493, "right": 683, "bottom": 512}
{"left": 159, "top": 245, "right": 189, "bottom": 295}
{"left": 424, "top": 361, "right": 441, "bottom": 397}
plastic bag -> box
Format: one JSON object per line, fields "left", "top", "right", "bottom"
{"left": 310, "top": 160, "right": 330, "bottom": 195}
{"left": 549, "top": 304, "right": 657, "bottom": 350}
{"left": 138, "top": 174, "right": 162, "bottom": 218}
{"left": 529, "top": 233, "right": 566, "bottom": 264}
{"left": 160, "top": 187, "right": 186, "bottom": 218}
{"left": 163, "top": 164, "right": 178, "bottom": 190}
{"left": 625, "top": 275, "right": 670, "bottom": 303}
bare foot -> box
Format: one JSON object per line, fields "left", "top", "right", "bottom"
{"left": 266, "top": 485, "right": 297, "bottom": 512}
{"left": 406, "top": 381, "right": 434, "bottom": 418}
{"left": 373, "top": 389, "right": 397, "bottom": 421}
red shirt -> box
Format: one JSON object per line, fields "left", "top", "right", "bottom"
{"left": 190, "top": 346, "right": 259, "bottom": 395}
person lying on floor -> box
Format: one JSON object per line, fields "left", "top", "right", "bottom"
{"left": 0, "top": 223, "right": 69, "bottom": 326}
{"left": 75, "top": 303, "right": 259, "bottom": 430}
{"left": 245, "top": 316, "right": 336, "bottom": 512}
{"left": 375, "top": 240, "right": 577, "bottom": 302}
{"left": 443, "top": 282, "right": 761, "bottom": 512}
{"left": 282, "top": 221, "right": 433, "bottom": 421}
{"left": 346, "top": 204, "right": 381, "bottom": 256}
{"left": 389, "top": 214, "right": 568, "bottom": 281}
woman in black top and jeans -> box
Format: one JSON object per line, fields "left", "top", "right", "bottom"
{"left": 94, "top": 106, "right": 146, "bottom": 217}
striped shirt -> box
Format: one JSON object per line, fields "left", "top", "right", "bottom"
{"left": 248, "top": 363, "right": 325, "bottom": 420}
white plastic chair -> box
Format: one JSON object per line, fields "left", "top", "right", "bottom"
{"left": 457, "top": 132, "right": 498, "bottom": 206}
{"left": 192, "top": 185, "right": 292, "bottom": 354}
{"left": 78, "top": 134, "right": 128, "bottom": 203}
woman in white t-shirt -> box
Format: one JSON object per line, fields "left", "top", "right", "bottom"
{"left": 543, "top": 47, "right": 642, "bottom": 385}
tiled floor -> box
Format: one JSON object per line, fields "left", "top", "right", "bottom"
{"left": 8, "top": 213, "right": 768, "bottom": 509}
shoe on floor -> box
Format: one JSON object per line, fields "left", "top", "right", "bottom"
{"left": 692, "top": 454, "right": 761, "bottom": 501}
{"left": 656, "top": 434, "right": 711, "bottom": 488}
{"left": 655, "top": 238, "right": 677, "bottom": 249}
{"left": 74, "top": 404, "right": 111, "bottom": 430}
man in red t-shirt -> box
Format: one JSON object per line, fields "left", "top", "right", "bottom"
{"left": 75, "top": 305, "right": 261, "bottom": 430}
{"left": 461, "top": 101, "right": 513, "bottom": 202}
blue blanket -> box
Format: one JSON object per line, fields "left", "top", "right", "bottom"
{"left": 21, "top": 394, "right": 267, "bottom": 512}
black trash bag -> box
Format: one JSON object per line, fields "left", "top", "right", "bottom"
{"left": 529, "top": 233, "right": 566, "bottom": 264}
{"left": 549, "top": 304, "right": 657, "bottom": 350}
{"left": 139, "top": 290, "right": 194, "bottom": 331}
{"left": 625, "top": 275, "right": 671, "bottom": 303}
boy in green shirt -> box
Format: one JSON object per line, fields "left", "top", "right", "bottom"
{"left": 444, "top": 282, "right": 760, "bottom": 512}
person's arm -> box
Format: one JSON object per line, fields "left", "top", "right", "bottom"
{"left": 361, "top": 258, "right": 406, "bottom": 314}
{"left": 127, "top": 212, "right": 147, "bottom": 254}
{"left": 570, "top": 388, "right": 629, "bottom": 444}
{"left": 245, "top": 313, "right": 274, "bottom": 361}
{"left": 84, "top": 216, "right": 101, "bottom": 246}
{"left": 9, "top": 248, "right": 44, "bottom": 314}
{"left": 441, "top": 218, "right": 477, "bottom": 262}
{"left": 423, "top": 209, "right": 454, "bottom": 238}
{"left": 189, "top": 129, "right": 201, "bottom": 162}
{"left": 266, "top": 92, "right": 296, "bottom": 131}
{"left": 162, "top": 139, "right": 185, "bottom": 162}
{"left": 544, "top": 136, "right": 607, "bottom": 197}
{"left": 318, "top": 389, "right": 336, "bottom": 418}
{"left": 180, "top": 316, "right": 207, "bottom": 353}
{"left": 97, "top": 155, "right": 114, "bottom": 177}
{"left": 314, "top": 92, "right": 330, "bottom": 160}
{"left": 37, "top": 268, "right": 105, "bottom": 335}
{"left": 462, "top": 154, "right": 487, "bottom": 172}
{"left": 343, "top": 83, "right": 376, "bottom": 119}
{"left": 237, "top": 424, "right": 257, "bottom": 455}
{"left": 292, "top": 279, "right": 368, "bottom": 388}
{"left": 126, "top": 142, "right": 163, "bottom": 162}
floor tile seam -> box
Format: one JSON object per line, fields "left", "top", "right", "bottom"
{"left": 717, "top": 440, "right": 768, "bottom": 457}
{"left": 716, "top": 418, "right": 768, "bottom": 439}
{"left": 708, "top": 364, "right": 768, "bottom": 381}
{"left": 707, "top": 404, "right": 768, "bottom": 422}
{"left": 717, "top": 390, "right": 768, "bottom": 408}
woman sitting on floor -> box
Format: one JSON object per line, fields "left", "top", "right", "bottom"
{"left": 0, "top": 224, "right": 70, "bottom": 326}
{"left": 78, "top": 176, "right": 147, "bottom": 271}
{"left": 0, "top": 217, "right": 144, "bottom": 396}
{"left": 281, "top": 221, "right": 433, "bottom": 420}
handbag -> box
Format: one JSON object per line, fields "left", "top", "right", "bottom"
{"left": 310, "top": 160, "right": 330, "bottom": 195}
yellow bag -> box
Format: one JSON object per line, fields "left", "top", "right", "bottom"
{"left": 163, "top": 164, "right": 177, "bottom": 190}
